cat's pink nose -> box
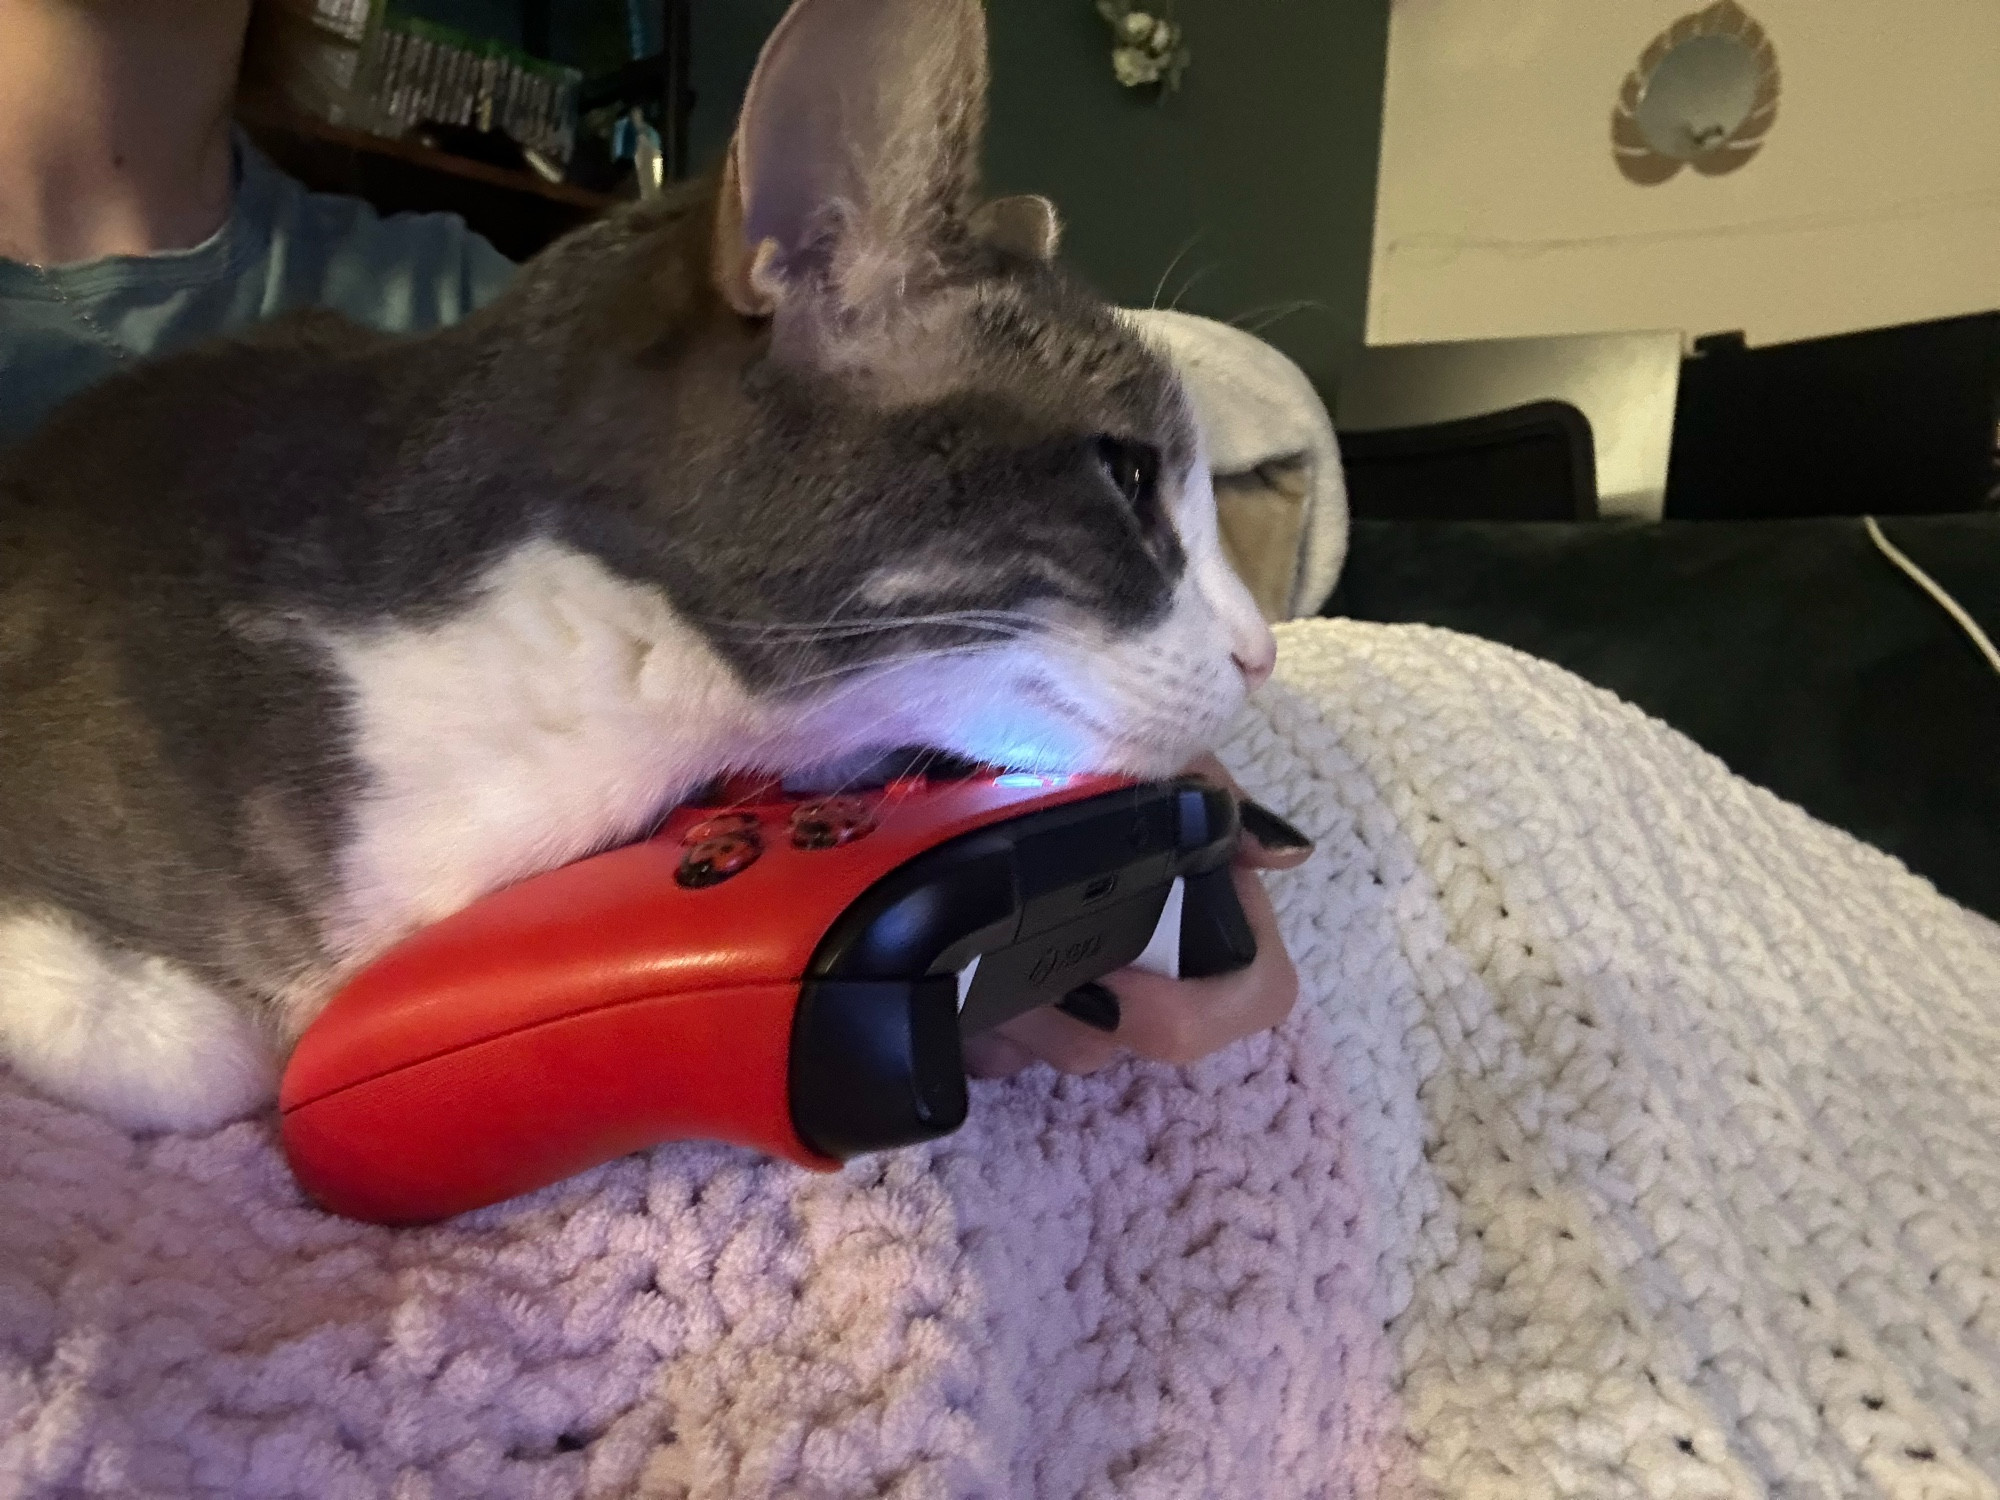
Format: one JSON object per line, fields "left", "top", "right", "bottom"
{"left": 1233, "top": 635, "right": 1277, "bottom": 688}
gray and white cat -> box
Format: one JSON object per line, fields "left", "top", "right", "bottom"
{"left": 0, "top": 0, "right": 1274, "bottom": 1134}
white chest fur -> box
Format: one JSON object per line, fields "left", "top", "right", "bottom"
{"left": 317, "top": 540, "right": 767, "bottom": 962}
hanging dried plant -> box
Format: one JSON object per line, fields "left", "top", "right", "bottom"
{"left": 1096, "top": 0, "right": 1189, "bottom": 97}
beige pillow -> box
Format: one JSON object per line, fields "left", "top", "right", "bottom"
{"left": 1123, "top": 309, "right": 1348, "bottom": 619}
{"left": 1214, "top": 459, "right": 1312, "bottom": 622}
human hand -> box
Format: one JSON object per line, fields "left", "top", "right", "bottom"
{"left": 960, "top": 755, "right": 1311, "bottom": 1079}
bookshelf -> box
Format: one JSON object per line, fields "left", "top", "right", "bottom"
{"left": 238, "top": 99, "right": 620, "bottom": 261}
{"left": 237, "top": 0, "right": 692, "bottom": 261}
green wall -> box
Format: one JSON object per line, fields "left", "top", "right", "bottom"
{"left": 690, "top": 0, "right": 1390, "bottom": 397}
{"left": 687, "top": 0, "right": 790, "bottom": 167}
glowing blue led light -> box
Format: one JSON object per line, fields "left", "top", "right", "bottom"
{"left": 955, "top": 708, "right": 1086, "bottom": 785}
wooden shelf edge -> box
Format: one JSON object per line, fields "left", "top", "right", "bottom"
{"left": 236, "top": 98, "right": 622, "bottom": 214}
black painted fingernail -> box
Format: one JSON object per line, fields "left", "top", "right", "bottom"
{"left": 1055, "top": 981, "right": 1121, "bottom": 1033}
{"left": 1239, "top": 798, "right": 1314, "bottom": 853}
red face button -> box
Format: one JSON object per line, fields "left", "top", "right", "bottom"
{"left": 683, "top": 812, "right": 760, "bottom": 844}
{"left": 790, "top": 797, "right": 877, "bottom": 850}
{"left": 676, "top": 832, "right": 763, "bottom": 888}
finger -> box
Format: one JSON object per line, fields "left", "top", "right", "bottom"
{"left": 1178, "top": 755, "right": 1313, "bottom": 871}
{"left": 961, "top": 1030, "right": 1039, "bottom": 1079}
{"left": 1234, "top": 798, "right": 1315, "bottom": 871}
{"left": 978, "top": 1001, "right": 1126, "bottom": 1076}
{"left": 1099, "top": 866, "right": 1298, "bottom": 1065}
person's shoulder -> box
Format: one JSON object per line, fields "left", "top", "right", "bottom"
{"left": 235, "top": 131, "right": 517, "bottom": 334}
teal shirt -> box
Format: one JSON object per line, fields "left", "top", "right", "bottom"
{"left": 0, "top": 132, "right": 517, "bottom": 449}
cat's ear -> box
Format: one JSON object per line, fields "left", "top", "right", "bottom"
{"left": 711, "top": 0, "right": 989, "bottom": 319}
{"left": 971, "top": 194, "right": 1062, "bottom": 263}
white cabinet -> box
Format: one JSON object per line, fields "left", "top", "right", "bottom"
{"left": 1365, "top": 0, "right": 2000, "bottom": 349}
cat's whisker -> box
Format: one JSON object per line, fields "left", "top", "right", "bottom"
{"left": 1148, "top": 231, "right": 1205, "bottom": 311}
{"left": 708, "top": 601, "right": 1064, "bottom": 631}
{"left": 687, "top": 580, "right": 898, "bottom": 644}
{"left": 698, "top": 609, "right": 1043, "bottom": 642}
{"left": 701, "top": 606, "right": 1110, "bottom": 665}
{"left": 775, "top": 640, "right": 1006, "bottom": 695}
{"left": 1165, "top": 262, "right": 1217, "bottom": 314}
{"left": 1227, "top": 298, "right": 1337, "bottom": 337}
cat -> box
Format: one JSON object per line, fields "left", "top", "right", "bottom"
{"left": 0, "top": 0, "right": 1275, "bottom": 1135}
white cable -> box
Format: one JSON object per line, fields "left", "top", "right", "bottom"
{"left": 1862, "top": 514, "right": 2000, "bottom": 678}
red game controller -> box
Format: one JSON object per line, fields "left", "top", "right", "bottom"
{"left": 280, "top": 756, "right": 1255, "bottom": 1224}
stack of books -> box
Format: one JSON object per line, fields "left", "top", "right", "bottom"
{"left": 254, "top": 0, "right": 583, "bottom": 170}
{"left": 302, "top": 0, "right": 371, "bottom": 42}
{"left": 358, "top": 14, "right": 581, "bottom": 168}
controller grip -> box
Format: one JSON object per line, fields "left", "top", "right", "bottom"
{"left": 1177, "top": 866, "right": 1258, "bottom": 979}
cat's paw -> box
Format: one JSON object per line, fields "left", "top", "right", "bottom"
{"left": 0, "top": 910, "right": 278, "bottom": 1133}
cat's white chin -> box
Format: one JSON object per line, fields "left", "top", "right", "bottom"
{"left": 782, "top": 674, "right": 1231, "bottom": 766}
{"left": 1075, "top": 737, "right": 1223, "bottom": 782}
{"left": 789, "top": 646, "right": 1248, "bottom": 785}
{"left": 1029, "top": 724, "right": 1236, "bottom": 783}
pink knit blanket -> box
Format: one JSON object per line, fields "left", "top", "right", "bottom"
{"left": 0, "top": 910, "right": 1406, "bottom": 1500}
{"left": 18, "top": 619, "right": 1997, "bottom": 1498}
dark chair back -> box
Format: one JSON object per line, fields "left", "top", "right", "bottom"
{"left": 1665, "top": 313, "right": 2000, "bottom": 520}
{"left": 1338, "top": 400, "right": 1599, "bottom": 522}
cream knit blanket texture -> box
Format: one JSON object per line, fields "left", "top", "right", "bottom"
{"left": 4, "top": 619, "right": 1998, "bottom": 1498}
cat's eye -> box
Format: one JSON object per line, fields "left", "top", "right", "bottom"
{"left": 1094, "top": 436, "right": 1160, "bottom": 515}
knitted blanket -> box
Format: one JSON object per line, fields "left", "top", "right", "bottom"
{"left": 5, "top": 620, "right": 1999, "bottom": 1499}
